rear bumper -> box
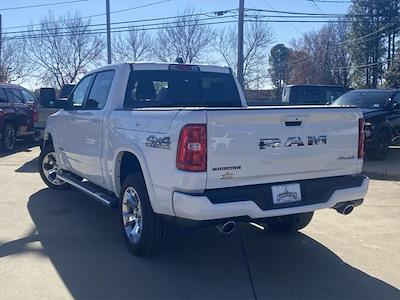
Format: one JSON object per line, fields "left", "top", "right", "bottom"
{"left": 172, "top": 175, "right": 369, "bottom": 221}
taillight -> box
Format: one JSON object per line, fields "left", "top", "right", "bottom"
{"left": 176, "top": 124, "right": 207, "bottom": 172}
{"left": 358, "top": 118, "right": 365, "bottom": 159}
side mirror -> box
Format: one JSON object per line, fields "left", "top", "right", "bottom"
{"left": 39, "top": 88, "right": 56, "bottom": 108}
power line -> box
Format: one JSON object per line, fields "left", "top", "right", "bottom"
{"left": 2, "top": 0, "right": 172, "bottom": 30}
{"left": 263, "top": 0, "right": 303, "bottom": 36}
{"left": 4, "top": 13, "right": 238, "bottom": 36}
{"left": 6, "top": 18, "right": 365, "bottom": 41}
{"left": 310, "top": 0, "right": 327, "bottom": 15}
{"left": 245, "top": 8, "right": 350, "bottom": 16}
{"left": 0, "top": 0, "right": 89, "bottom": 11}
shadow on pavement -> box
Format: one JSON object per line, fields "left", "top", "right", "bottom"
{"left": 15, "top": 157, "right": 38, "bottom": 173}
{"left": 363, "top": 147, "right": 400, "bottom": 181}
{"left": 0, "top": 140, "right": 39, "bottom": 159}
{"left": 1, "top": 188, "right": 399, "bottom": 300}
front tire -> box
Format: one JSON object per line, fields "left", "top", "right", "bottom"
{"left": 0, "top": 124, "right": 17, "bottom": 152}
{"left": 120, "top": 174, "right": 168, "bottom": 256}
{"left": 264, "top": 212, "right": 314, "bottom": 233}
{"left": 38, "top": 144, "right": 69, "bottom": 190}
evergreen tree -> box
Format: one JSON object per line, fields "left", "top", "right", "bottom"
{"left": 347, "top": 0, "right": 388, "bottom": 88}
{"left": 268, "top": 44, "right": 290, "bottom": 99}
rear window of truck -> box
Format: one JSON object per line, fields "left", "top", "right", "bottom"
{"left": 124, "top": 70, "right": 242, "bottom": 108}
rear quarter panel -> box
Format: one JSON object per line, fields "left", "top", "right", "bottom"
{"left": 105, "top": 109, "right": 207, "bottom": 215}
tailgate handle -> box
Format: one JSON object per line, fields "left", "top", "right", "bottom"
{"left": 285, "top": 121, "right": 302, "bottom": 127}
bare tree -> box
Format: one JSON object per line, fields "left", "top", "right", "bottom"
{"left": 291, "top": 21, "right": 351, "bottom": 87}
{"left": 215, "top": 19, "right": 273, "bottom": 88}
{"left": 153, "top": 8, "right": 214, "bottom": 63}
{"left": 0, "top": 38, "right": 34, "bottom": 83}
{"left": 113, "top": 28, "right": 153, "bottom": 62}
{"left": 24, "top": 12, "right": 105, "bottom": 88}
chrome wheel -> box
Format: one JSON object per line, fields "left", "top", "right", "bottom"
{"left": 4, "top": 126, "right": 16, "bottom": 151}
{"left": 41, "top": 152, "right": 64, "bottom": 186}
{"left": 122, "top": 187, "right": 143, "bottom": 244}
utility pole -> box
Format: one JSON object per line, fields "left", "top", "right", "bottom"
{"left": 106, "top": 0, "right": 112, "bottom": 64}
{"left": 237, "top": 0, "right": 244, "bottom": 88}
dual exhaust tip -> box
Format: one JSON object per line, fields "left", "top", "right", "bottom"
{"left": 216, "top": 202, "right": 355, "bottom": 234}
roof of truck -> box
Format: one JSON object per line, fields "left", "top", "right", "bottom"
{"left": 93, "top": 62, "right": 232, "bottom": 74}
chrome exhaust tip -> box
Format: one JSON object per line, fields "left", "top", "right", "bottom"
{"left": 336, "top": 203, "right": 355, "bottom": 215}
{"left": 216, "top": 221, "right": 237, "bottom": 235}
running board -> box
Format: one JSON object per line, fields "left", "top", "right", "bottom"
{"left": 57, "top": 172, "right": 119, "bottom": 208}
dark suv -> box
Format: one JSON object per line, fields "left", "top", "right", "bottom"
{"left": 0, "top": 84, "right": 37, "bottom": 152}
{"left": 332, "top": 89, "right": 400, "bottom": 159}
{"left": 282, "top": 85, "right": 347, "bottom": 105}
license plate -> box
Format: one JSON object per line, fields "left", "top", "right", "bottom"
{"left": 272, "top": 183, "right": 302, "bottom": 204}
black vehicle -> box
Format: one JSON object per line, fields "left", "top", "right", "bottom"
{"left": 282, "top": 85, "right": 347, "bottom": 105}
{"left": 0, "top": 84, "right": 37, "bottom": 152}
{"left": 332, "top": 89, "right": 400, "bottom": 160}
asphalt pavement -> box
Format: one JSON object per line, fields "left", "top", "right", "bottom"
{"left": 0, "top": 142, "right": 399, "bottom": 300}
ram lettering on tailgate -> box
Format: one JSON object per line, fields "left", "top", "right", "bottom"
{"left": 259, "top": 135, "right": 327, "bottom": 149}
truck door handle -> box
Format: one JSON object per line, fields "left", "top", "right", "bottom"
{"left": 285, "top": 121, "right": 302, "bottom": 126}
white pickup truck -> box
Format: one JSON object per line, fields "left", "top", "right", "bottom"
{"left": 38, "top": 62, "right": 369, "bottom": 256}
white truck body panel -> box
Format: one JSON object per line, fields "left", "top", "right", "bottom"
{"left": 206, "top": 108, "right": 363, "bottom": 189}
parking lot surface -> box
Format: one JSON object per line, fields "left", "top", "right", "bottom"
{"left": 1, "top": 143, "right": 399, "bottom": 300}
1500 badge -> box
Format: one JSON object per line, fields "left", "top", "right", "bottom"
{"left": 145, "top": 135, "right": 171, "bottom": 150}
{"left": 259, "top": 135, "right": 327, "bottom": 149}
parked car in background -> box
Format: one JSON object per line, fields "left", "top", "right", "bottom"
{"left": 331, "top": 89, "right": 400, "bottom": 160}
{"left": 34, "top": 84, "right": 75, "bottom": 144}
{"left": 282, "top": 85, "right": 347, "bottom": 105}
{"left": 0, "top": 84, "right": 37, "bottom": 152}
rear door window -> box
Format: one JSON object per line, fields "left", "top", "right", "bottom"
{"left": 124, "top": 70, "right": 241, "bottom": 108}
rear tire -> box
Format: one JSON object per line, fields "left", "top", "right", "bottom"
{"left": 120, "top": 174, "right": 168, "bottom": 256}
{"left": 38, "top": 144, "right": 69, "bottom": 190}
{"left": 0, "top": 124, "right": 17, "bottom": 152}
{"left": 264, "top": 212, "right": 314, "bottom": 233}
{"left": 370, "top": 130, "right": 390, "bottom": 160}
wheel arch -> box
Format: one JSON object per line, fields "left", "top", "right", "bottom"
{"left": 112, "top": 149, "right": 157, "bottom": 211}
{"left": 43, "top": 131, "right": 53, "bottom": 149}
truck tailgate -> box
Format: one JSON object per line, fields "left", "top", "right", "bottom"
{"left": 206, "top": 107, "right": 363, "bottom": 189}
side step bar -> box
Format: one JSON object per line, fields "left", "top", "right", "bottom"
{"left": 57, "top": 172, "right": 119, "bottom": 208}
